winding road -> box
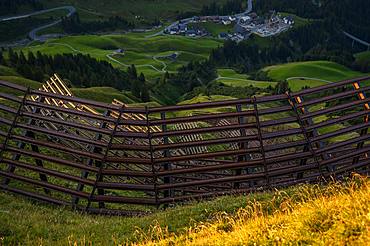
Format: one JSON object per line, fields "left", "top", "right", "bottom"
{"left": 38, "top": 42, "right": 169, "bottom": 73}
{"left": 343, "top": 31, "right": 370, "bottom": 50}
{"left": 0, "top": 6, "right": 76, "bottom": 41}
{"left": 286, "top": 77, "right": 334, "bottom": 84}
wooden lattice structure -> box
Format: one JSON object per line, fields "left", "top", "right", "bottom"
{"left": 0, "top": 75, "right": 369, "bottom": 215}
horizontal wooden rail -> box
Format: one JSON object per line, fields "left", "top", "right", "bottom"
{"left": 0, "top": 76, "right": 369, "bottom": 215}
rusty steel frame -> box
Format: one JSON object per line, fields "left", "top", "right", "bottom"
{"left": 0, "top": 75, "right": 369, "bottom": 215}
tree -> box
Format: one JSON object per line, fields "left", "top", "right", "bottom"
{"left": 138, "top": 72, "right": 146, "bottom": 82}
{"left": 28, "top": 51, "right": 36, "bottom": 66}
{"left": 0, "top": 51, "right": 3, "bottom": 65}
{"left": 18, "top": 51, "right": 26, "bottom": 66}
{"left": 128, "top": 64, "right": 137, "bottom": 80}
{"left": 8, "top": 48, "right": 18, "bottom": 66}
{"left": 140, "top": 84, "right": 150, "bottom": 102}
{"left": 131, "top": 80, "right": 141, "bottom": 99}
{"left": 274, "top": 80, "right": 290, "bottom": 95}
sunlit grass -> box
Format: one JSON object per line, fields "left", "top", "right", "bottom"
{"left": 135, "top": 174, "right": 370, "bottom": 246}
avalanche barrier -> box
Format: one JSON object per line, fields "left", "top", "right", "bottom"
{"left": 0, "top": 75, "right": 369, "bottom": 215}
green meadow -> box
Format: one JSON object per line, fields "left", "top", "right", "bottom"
{"left": 19, "top": 32, "right": 222, "bottom": 78}
{"left": 355, "top": 50, "right": 370, "bottom": 64}
{"left": 263, "top": 60, "right": 367, "bottom": 91}
{"left": 217, "top": 69, "right": 277, "bottom": 88}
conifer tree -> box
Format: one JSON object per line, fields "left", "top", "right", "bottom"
{"left": 131, "top": 80, "right": 141, "bottom": 99}
{"left": 138, "top": 72, "right": 146, "bottom": 82}
{"left": 140, "top": 84, "right": 150, "bottom": 102}
{"left": 0, "top": 51, "right": 3, "bottom": 65}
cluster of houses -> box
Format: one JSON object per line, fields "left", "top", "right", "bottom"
{"left": 231, "top": 11, "right": 295, "bottom": 40}
{"left": 164, "top": 11, "right": 295, "bottom": 41}
{"left": 164, "top": 22, "right": 209, "bottom": 37}
{"left": 164, "top": 14, "right": 239, "bottom": 38}
{"left": 194, "top": 15, "right": 237, "bottom": 25}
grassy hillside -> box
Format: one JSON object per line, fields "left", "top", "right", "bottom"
{"left": 0, "top": 176, "right": 368, "bottom": 245}
{"left": 138, "top": 175, "right": 370, "bottom": 245}
{"left": 356, "top": 51, "right": 370, "bottom": 64}
{"left": 190, "top": 22, "right": 234, "bottom": 37}
{"left": 263, "top": 61, "right": 367, "bottom": 91}
{"left": 19, "top": 32, "right": 222, "bottom": 78}
{"left": 217, "top": 69, "right": 277, "bottom": 89}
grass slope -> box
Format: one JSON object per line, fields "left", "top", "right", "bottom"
{"left": 138, "top": 176, "right": 370, "bottom": 245}
{"left": 0, "top": 176, "right": 368, "bottom": 245}
{"left": 19, "top": 32, "right": 222, "bottom": 78}
{"left": 217, "top": 69, "right": 277, "bottom": 89}
{"left": 190, "top": 22, "right": 234, "bottom": 37}
{"left": 263, "top": 61, "right": 367, "bottom": 91}
{"left": 355, "top": 51, "right": 370, "bottom": 64}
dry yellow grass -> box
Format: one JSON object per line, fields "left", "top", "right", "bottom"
{"left": 134, "top": 175, "right": 370, "bottom": 246}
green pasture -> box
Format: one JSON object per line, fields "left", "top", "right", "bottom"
{"left": 18, "top": 33, "right": 222, "bottom": 78}
{"left": 264, "top": 61, "right": 365, "bottom": 82}
{"left": 217, "top": 69, "right": 277, "bottom": 88}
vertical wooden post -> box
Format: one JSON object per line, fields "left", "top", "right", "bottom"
{"left": 146, "top": 107, "right": 159, "bottom": 208}
{"left": 288, "top": 93, "right": 323, "bottom": 179}
{"left": 86, "top": 106, "right": 123, "bottom": 212}
{"left": 351, "top": 82, "right": 369, "bottom": 166}
{"left": 293, "top": 96, "right": 332, "bottom": 177}
{"left": 72, "top": 110, "right": 110, "bottom": 208}
{"left": 234, "top": 103, "right": 251, "bottom": 189}
{"left": 253, "top": 97, "right": 269, "bottom": 188}
{"left": 1, "top": 88, "right": 30, "bottom": 185}
{"left": 161, "top": 112, "right": 173, "bottom": 199}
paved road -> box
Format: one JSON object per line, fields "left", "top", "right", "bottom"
{"left": 286, "top": 77, "right": 334, "bottom": 84}
{"left": 0, "top": 6, "right": 75, "bottom": 22}
{"left": 235, "top": 0, "right": 253, "bottom": 18}
{"left": 0, "top": 6, "right": 76, "bottom": 41}
{"left": 343, "top": 31, "right": 370, "bottom": 49}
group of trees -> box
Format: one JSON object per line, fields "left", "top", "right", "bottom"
{"left": 0, "top": 0, "right": 43, "bottom": 15}
{"left": 255, "top": 0, "right": 370, "bottom": 41}
{"left": 255, "top": 0, "right": 320, "bottom": 19}
{"left": 6, "top": 49, "right": 131, "bottom": 90}
{"left": 61, "top": 13, "right": 135, "bottom": 34}
{"left": 127, "top": 65, "right": 150, "bottom": 102}
{"left": 209, "top": 21, "right": 358, "bottom": 74}
{"left": 200, "top": 0, "right": 245, "bottom": 16}
{"left": 184, "top": 82, "right": 269, "bottom": 101}
{"left": 324, "top": 0, "right": 370, "bottom": 41}
{"left": 3, "top": 48, "right": 153, "bottom": 102}
{"left": 173, "top": 60, "right": 218, "bottom": 92}
{"left": 0, "top": 51, "right": 4, "bottom": 65}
